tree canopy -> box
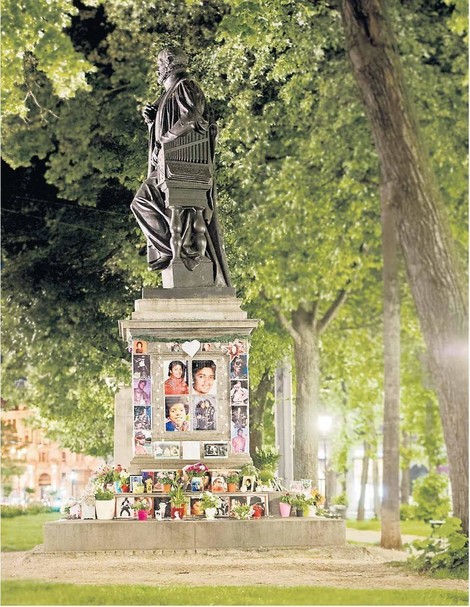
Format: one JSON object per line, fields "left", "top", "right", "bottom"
{"left": 1, "top": 0, "right": 466, "bottom": 475}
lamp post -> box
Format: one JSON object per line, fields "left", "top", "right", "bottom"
{"left": 318, "top": 415, "right": 333, "bottom": 504}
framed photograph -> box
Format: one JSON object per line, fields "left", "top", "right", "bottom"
{"left": 134, "top": 430, "right": 152, "bottom": 456}
{"left": 231, "top": 426, "right": 248, "bottom": 454}
{"left": 210, "top": 473, "right": 227, "bottom": 493}
{"left": 248, "top": 494, "right": 268, "bottom": 517}
{"left": 116, "top": 495, "right": 134, "bottom": 518}
{"left": 133, "top": 378, "right": 151, "bottom": 406}
{"left": 153, "top": 441, "right": 181, "bottom": 459}
{"left": 133, "top": 354, "right": 150, "bottom": 379}
{"left": 192, "top": 396, "right": 217, "bottom": 431}
{"left": 154, "top": 496, "right": 171, "bottom": 519}
{"left": 190, "top": 496, "right": 204, "bottom": 517}
{"left": 133, "top": 340, "right": 148, "bottom": 355}
{"left": 192, "top": 360, "right": 217, "bottom": 396}
{"left": 129, "top": 475, "right": 143, "bottom": 492}
{"left": 203, "top": 441, "right": 228, "bottom": 459}
{"left": 230, "top": 380, "right": 249, "bottom": 405}
{"left": 141, "top": 471, "right": 155, "bottom": 494}
{"left": 231, "top": 406, "right": 248, "bottom": 430}
{"left": 164, "top": 396, "right": 190, "bottom": 432}
{"left": 241, "top": 475, "right": 256, "bottom": 492}
{"left": 229, "top": 495, "right": 247, "bottom": 512}
{"left": 164, "top": 359, "right": 190, "bottom": 395}
{"left": 230, "top": 354, "right": 248, "bottom": 380}
{"left": 134, "top": 405, "right": 152, "bottom": 431}
{"left": 215, "top": 496, "right": 230, "bottom": 518}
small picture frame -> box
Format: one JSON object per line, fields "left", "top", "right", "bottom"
{"left": 241, "top": 476, "right": 256, "bottom": 492}
{"left": 129, "top": 475, "right": 143, "bottom": 492}
{"left": 203, "top": 441, "right": 228, "bottom": 459}
{"left": 289, "top": 480, "right": 303, "bottom": 493}
{"left": 153, "top": 441, "right": 181, "bottom": 459}
{"left": 154, "top": 497, "right": 171, "bottom": 519}
{"left": 116, "top": 495, "right": 134, "bottom": 518}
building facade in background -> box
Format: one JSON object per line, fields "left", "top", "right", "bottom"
{"left": 1, "top": 404, "right": 104, "bottom": 505}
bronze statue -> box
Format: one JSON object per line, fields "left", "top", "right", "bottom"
{"left": 131, "top": 47, "right": 231, "bottom": 287}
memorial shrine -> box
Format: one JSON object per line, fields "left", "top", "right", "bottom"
{"left": 43, "top": 46, "right": 345, "bottom": 552}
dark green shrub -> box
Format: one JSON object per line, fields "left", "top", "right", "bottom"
{"left": 407, "top": 517, "right": 468, "bottom": 578}
{"left": 412, "top": 472, "right": 451, "bottom": 522}
{"left": 0, "top": 505, "right": 26, "bottom": 518}
{"left": 400, "top": 503, "right": 416, "bottom": 521}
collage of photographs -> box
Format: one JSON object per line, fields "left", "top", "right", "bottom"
{"left": 116, "top": 469, "right": 268, "bottom": 519}
{"left": 131, "top": 339, "right": 250, "bottom": 456}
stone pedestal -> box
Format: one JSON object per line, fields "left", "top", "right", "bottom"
{"left": 116, "top": 287, "right": 258, "bottom": 474}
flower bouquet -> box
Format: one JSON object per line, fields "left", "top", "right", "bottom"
{"left": 200, "top": 491, "right": 221, "bottom": 511}
{"left": 231, "top": 502, "right": 253, "bottom": 520}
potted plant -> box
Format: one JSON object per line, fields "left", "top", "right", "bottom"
{"left": 279, "top": 493, "right": 293, "bottom": 518}
{"left": 200, "top": 491, "right": 221, "bottom": 519}
{"left": 226, "top": 472, "right": 240, "bottom": 492}
{"left": 231, "top": 502, "right": 253, "bottom": 520}
{"left": 183, "top": 462, "right": 208, "bottom": 492}
{"left": 169, "top": 483, "right": 187, "bottom": 519}
{"left": 332, "top": 493, "right": 348, "bottom": 519}
{"left": 94, "top": 488, "right": 115, "bottom": 520}
{"left": 132, "top": 499, "right": 150, "bottom": 521}
{"left": 253, "top": 446, "right": 280, "bottom": 488}
{"left": 291, "top": 494, "right": 310, "bottom": 517}
{"left": 120, "top": 470, "right": 130, "bottom": 493}
{"left": 157, "top": 472, "right": 174, "bottom": 493}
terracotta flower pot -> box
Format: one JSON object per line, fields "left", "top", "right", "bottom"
{"left": 121, "top": 484, "right": 130, "bottom": 493}
{"left": 171, "top": 506, "right": 185, "bottom": 519}
{"left": 227, "top": 483, "right": 238, "bottom": 493}
{"left": 163, "top": 484, "right": 171, "bottom": 494}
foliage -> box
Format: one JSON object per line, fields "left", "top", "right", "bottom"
{"left": 332, "top": 493, "right": 349, "bottom": 507}
{"left": 346, "top": 518, "right": 432, "bottom": 537}
{"left": 1, "top": 0, "right": 96, "bottom": 119}
{"left": 94, "top": 489, "right": 114, "bottom": 501}
{"left": 169, "top": 483, "right": 186, "bottom": 507}
{"left": 252, "top": 446, "right": 281, "bottom": 471}
{"left": 279, "top": 493, "right": 294, "bottom": 505}
{"left": 411, "top": 472, "right": 451, "bottom": 522}
{"left": 200, "top": 491, "right": 221, "bottom": 511}
{"left": 1, "top": 419, "right": 26, "bottom": 495}
{"left": 291, "top": 494, "right": 315, "bottom": 510}
{"left": 0, "top": 505, "right": 27, "bottom": 518}
{"left": 240, "top": 464, "right": 258, "bottom": 478}
{"left": 258, "top": 469, "right": 275, "bottom": 483}
{"left": 131, "top": 500, "right": 149, "bottom": 511}
{"left": 400, "top": 504, "right": 417, "bottom": 521}
{"left": 226, "top": 472, "right": 240, "bottom": 484}
{"left": 231, "top": 503, "right": 253, "bottom": 520}
{"left": 3, "top": 581, "right": 468, "bottom": 606}
{"left": 407, "top": 517, "right": 468, "bottom": 579}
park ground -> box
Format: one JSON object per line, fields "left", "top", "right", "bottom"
{"left": 1, "top": 517, "right": 468, "bottom": 605}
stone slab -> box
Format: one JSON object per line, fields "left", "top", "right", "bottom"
{"left": 142, "top": 287, "right": 237, "bottom": 299}
{"left": 44, "top": 518, "right": 345, "bottom": 552}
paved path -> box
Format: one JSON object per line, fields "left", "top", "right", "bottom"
{"left": 346, "top": 527, "right": 424, "bottom": 545}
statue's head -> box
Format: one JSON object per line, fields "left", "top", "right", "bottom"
{"left": 157, "top": 47, "right": 188, "bottom": 84}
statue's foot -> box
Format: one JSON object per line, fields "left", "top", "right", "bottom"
{"left": 182, "top": 256, "right": 201, "bottom": 271}
{"left": 149, "top": 255, "right": 172, "bottom": 270}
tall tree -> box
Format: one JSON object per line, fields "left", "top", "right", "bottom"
{"left": 340, "top": 0, "right": 468, "bottom": 533}
{"left": 380, "top": 198, "right": 402, "bottom": 548}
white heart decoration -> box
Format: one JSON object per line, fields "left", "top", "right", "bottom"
{"left": 181, "top": 340, "right": 201, "bottom": 358}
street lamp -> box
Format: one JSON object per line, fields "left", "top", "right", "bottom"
{"left": 318, "top": 415, "right": 333, "bottom": 504}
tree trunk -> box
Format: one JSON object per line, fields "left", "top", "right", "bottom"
{"left": 400, "top": 432, "right": 411, "bottom": 505}
{"left": 249, "top": 369, "right": 273, "bottom": 457}
{"left": 340, "top": 0, "right": 468, "bottom": 534}
{"left": 357, "top": 442, "right": 369, "bottom": 521}
{"left": 372, "top": 458, "right": 380, "bottom": 519}
{"left": 292, "top": 308, "right": 319, "bottom": 484}
{"left": 380, "top": 198, "right": 402, "bottom": 549}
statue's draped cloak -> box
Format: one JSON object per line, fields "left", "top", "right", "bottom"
{"left": 132, "top": 71, "right": 231, "bottom": 287}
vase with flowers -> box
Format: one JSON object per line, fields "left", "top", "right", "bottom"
{"left": 200, "top": 491, "right": 221, "bottom": 519}
{"left": 132, "top": 499, "right": 150, "bottom": 521}
{"left": 183, "top": 462, "right": 208, "bottom": 491}
{"left": 169, "top": 483, "right": 187, "bottom": 519}
{"left": 157, "top": 472, "right": 174, "bottom": 493}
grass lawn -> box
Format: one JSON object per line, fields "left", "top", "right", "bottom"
{"left": 2, "top": 581, "right": 468, "bottom": 606}
{"left": 1, "top": 512, "right": 62, "bottom": 551}
{"left": 346, "top": 519, "right": 431, "bottom": 537}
